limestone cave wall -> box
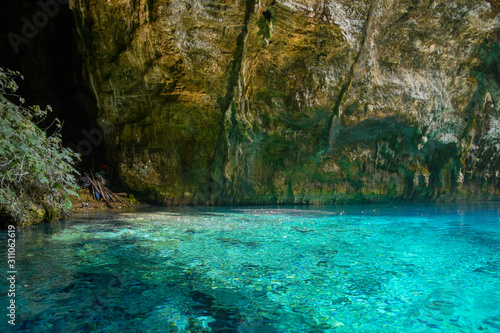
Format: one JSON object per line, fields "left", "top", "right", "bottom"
{"left": 69, "top": 0, "right": 500, "bottom": 204}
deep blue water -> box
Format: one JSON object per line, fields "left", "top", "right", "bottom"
{"left": 1, "top": 203, "right": 500, "bottom": 332}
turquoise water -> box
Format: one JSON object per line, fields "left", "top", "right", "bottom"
{"left": 1, "top": 204, "right": 500, "bottom": 332}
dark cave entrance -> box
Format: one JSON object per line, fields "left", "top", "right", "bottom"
{"left": 0, "top": 1, "right": 102, "bottom": 171}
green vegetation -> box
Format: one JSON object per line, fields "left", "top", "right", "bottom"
{"left": 0, "top": 68, "right": 79, "bottom": 227}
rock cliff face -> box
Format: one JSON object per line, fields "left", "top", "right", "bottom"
{"left": 70, "top": 0, "right": 500, "bottom": 204}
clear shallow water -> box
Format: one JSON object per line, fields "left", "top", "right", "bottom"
{"left": 1, "top": 204, "right": 500, "bottom": 332}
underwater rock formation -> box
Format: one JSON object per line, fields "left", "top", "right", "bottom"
{"left": 70, "top": 0, "right": 500, "bottom": 204}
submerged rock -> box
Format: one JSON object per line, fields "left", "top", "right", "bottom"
{"left": 237, "top": 317, "right": 280, "bottom": 333}
{"left": 70, "top": 0, "right": 500, "bottom": 204}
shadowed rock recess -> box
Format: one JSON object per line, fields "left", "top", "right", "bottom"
{"left": 70, "top": 0, "right": 500, "bottom": 204}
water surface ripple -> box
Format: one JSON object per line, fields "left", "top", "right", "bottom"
{"left": 1, "top": 204, "right": 499, "bottom": 332}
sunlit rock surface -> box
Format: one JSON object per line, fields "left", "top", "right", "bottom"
{"left": 70, "top": 0, "right": 500, "bottom": 204}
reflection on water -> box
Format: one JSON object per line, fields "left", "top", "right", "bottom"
{"left": 1, "top": 204, "right": 500, "bottom": 332}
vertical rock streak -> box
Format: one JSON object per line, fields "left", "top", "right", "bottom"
{"left": 327, "top": 0, "right": 378, "bottom": 149}
{"left": 209, "top": 0, "right": 257, "bottom": 203}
